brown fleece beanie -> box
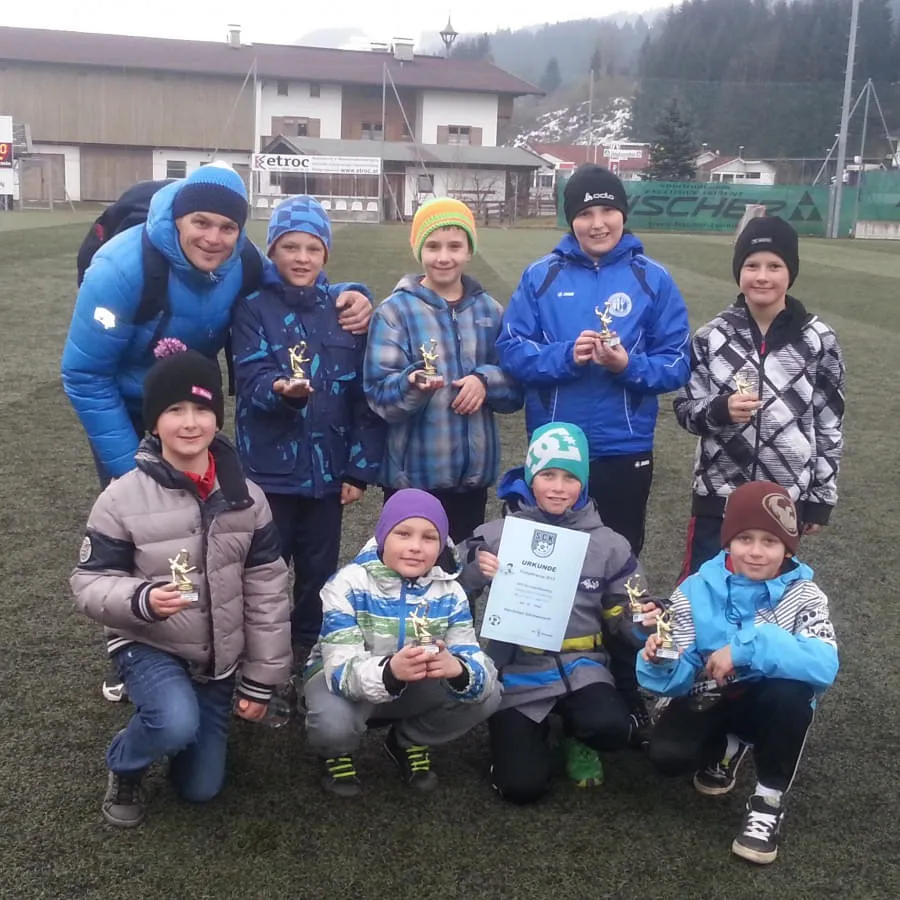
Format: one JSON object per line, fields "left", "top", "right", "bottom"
{"left": 720, "top": 481, "right": 800, "bottom": 555}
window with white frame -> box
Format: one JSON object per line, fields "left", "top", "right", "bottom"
{"left": 309, "top": 83, "right": 321, "bottom": 98}
{"left": 447, "top": 125, "right": 471, "bottom": 145}
{"left": 361, "top": 121, "right": 383, "bottom": 140}
{"left": 277, "top": 80, "right": 289, "bottom": 96}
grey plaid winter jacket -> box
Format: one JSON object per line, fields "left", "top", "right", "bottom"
{"left": 673, "top": 296, "right": 845, "bottom": 525}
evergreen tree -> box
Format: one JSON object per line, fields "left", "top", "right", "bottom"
{"left": 589, "top": 45, "right": 602, "bottom": 77}
{"left": 645, "top": 96, "right": 698, "bottom": 181}
{"left": 451, "top": 33, "right": 493, "bottom": 62}
{"left": 540, "top": 57, "right": 562, "bottom": 93}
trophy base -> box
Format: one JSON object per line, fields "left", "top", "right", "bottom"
{"left": 180, "top": 590, "right": 199, "bottom": 603}
{"left": 656, "top": 646, "right": 679, "bottom": 660}
{"left": 415, "top": 373, "right": 442, "bottom": 386}
{"left": 598, "top": 335, "right": 621, "bottom": 348}
{"left": 632, "top": 613, "right": 645, "bottom": 623}
{"left": 287, "top": 378, "right": 310, "bottom": 389}
{"left": 417, "top": 642, "right": 441, "bottom": 656}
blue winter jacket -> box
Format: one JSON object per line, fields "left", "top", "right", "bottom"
{"left": 231, "top": 269, "right": 385, "bottom": 497}
{"left": 637, "top": 551, "right": 839, "bottom": 698}
{"left": 61, "top": 181, "right": 259, "bottom": 477}
{"left": 364, "top": 275, "right": 522, "bottom": 491}
{"left": 496, "top": 232, "right": 691, "bottom": 457}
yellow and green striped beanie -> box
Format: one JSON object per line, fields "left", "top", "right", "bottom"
{"left": 410, "top": 197, "right": 477, "bottom": 261}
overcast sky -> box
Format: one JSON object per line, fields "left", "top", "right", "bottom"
{"left": 6, "top": 0, "right": 666, "bottom": 45}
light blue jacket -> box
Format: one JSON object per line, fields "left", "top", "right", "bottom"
{"left": 637, "top": 551, "right": 839, "bottom": 698}
{"left": 496, "top": 232, "right": 690, "bottom": 457}
{"left": 61, "top": 181, "right": 256, "bottom": 477}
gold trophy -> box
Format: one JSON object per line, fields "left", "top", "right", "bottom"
{"left": 416, "top": 339, "right": 441, "bottom": 385}
{"left": 287, "top": 342, "right": 311, "bottom": 389}
{"left": 655, "top": 607, "right": 679, "bottom": 660}
{"left": 409, "top": 600, "right": 440, "bottom": 656}
{"left": 593, "top": 299, "right": 621, "bottom": 348}
{"left": 734, "top": 370, "right": 756, "bottom": 395}
{"left": 168, "top": 549, "right": 199, "bottom": 602}
{"left": 624, "top": 574, "right": 649, "bottom": 624}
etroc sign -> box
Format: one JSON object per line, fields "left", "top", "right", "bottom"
{"left": 251, "top": 154, "right": 381, "bottom": 176}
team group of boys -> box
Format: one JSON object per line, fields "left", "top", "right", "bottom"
{"left": 62, "top": 161, "right": 845, "bottom": 866}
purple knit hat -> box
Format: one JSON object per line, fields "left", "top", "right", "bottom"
{"left": 375, "top": 489, "right": 450, "bottom": 551}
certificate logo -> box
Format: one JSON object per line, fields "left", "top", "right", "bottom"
{"left": 531, "top": 529, "right": 557, "bottom": 558}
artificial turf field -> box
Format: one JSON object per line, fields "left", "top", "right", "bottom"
{"left": 2, "top": 213, "right": 898, "bottom": 900}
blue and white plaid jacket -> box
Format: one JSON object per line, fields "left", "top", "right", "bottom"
{"left": 364, "top": 274, "right": 522, "bottom": 491}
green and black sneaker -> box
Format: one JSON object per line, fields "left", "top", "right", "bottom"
{"left": 321, "top": 755, "right": 362, "bottom": 797}
{"left": 562, "top": 736, "right": 604, "bottom": 788}
{"left": 383, "top": 726, "right": 438, "bottom": 792}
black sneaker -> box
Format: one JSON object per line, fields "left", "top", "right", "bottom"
{"left": 102, "top": 662, "right": 127, "bottom": 703}
{"left": 732, "top": 794, "right": 784, "bottom": 864}
{"left": 102, "top": 771, "right": 146, "bottom": 827}
{"left": 693, "top": 742, "right": 750, "bottom": 796}
{"left": 626, "top": 693, "right": 652, "bottom": 750}
{"left": 383, "top": 726, "right": 438, "bottom": 792}
{"left": 321, "top": 755, "right": 362, "bottom": 797}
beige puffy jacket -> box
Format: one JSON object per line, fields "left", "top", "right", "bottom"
{"left": 71, "top": 435, "right": 291, "bottom": 702}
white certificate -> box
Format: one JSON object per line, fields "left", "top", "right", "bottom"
{"left": 479, "top": 517, "right": 590, "bottom": 652}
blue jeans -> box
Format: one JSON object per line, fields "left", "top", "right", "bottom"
{"left": 108, "top": 644, "right": 234, "bottom": 803}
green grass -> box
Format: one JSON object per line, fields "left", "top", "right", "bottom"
{"left": 2, "top": 215, "right": 899, "bottom": 900}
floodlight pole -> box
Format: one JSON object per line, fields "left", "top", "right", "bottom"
{"left": 380, "top": 63, "right": 387, "bottom": 223}
{"left": 829, "top": 0, "right": 860, "bottom": 238}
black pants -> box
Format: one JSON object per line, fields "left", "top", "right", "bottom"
{"left": 678, "top": 514, "right": 723, "bottom": 581}
{"left": 383, "top": 486, "right": 488, "bottom": 545}
{"left": 266, "top": 492, "right": 343, "bottom": 648}
{"left": 489, "top": 682, "right": 631, "bottom": 805}
{"left": 649, "top": 678, "right": 815, "bottom": 793}
{"left": 588, "top": 453, "right": 654, "bottom": 558}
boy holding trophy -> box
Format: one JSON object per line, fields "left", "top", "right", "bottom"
{"left": 364, "top": 197, "right": 521, "bottom": 544}
{"left": 303, "top": 489, "right": 500, "bottom": 796}
{"left": 673, "top": 216, "right": 845, "bottom": 577}
{"left": 638, "top": 481, "right": 839, "bottom": 864}
{"left": 71, "top": 345, "right": 291, "bottom": 827}
{"left": 460, "top": 423, "right": 658, "bottom": 804}
{"left": 231, "top": 196, "right": 385, "bottom": 668}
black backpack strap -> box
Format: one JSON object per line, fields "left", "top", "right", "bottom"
{"left": 136, "top": 230, "right": 172, "bottom": 359}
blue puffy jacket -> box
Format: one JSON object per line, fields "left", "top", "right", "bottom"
{"left": 496, "top": 232, "right": 690, "bottom": 457}
{"left": 61, "top": 181, "right": 258, "bottom": 478}
{"left": 231, "top": 269, "right": 385, "bottom": 497}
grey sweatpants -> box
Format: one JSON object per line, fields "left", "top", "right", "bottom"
{"left": 304, "top": 669, "right": 501, "bottom": 757}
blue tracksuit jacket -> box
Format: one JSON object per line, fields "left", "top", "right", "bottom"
{"left": 496, "top": 232, "right": 691, "bottom": 458}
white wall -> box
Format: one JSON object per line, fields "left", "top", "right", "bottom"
{"left": 151, "top": 149, "right": 250, "bottom": 181}
{"left": 418, "top": 91, "right": 499, "bottom": 147}
{"left": 32, "top": 143, "right": 81, "bottom": 200}
{"left": 403, "top": 165, "right": 506, "bottom": 217}
{"left": 259, "top": 81, "right": 342, "bottom": 140}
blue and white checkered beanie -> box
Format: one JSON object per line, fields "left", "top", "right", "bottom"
{"left": 266, "top": 195, "right": 333, "bottom": 260}
{"left": 171, "top": 162, "right": 248, "bottom": 228}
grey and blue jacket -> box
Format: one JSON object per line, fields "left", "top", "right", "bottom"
{"left": 459, "top": 468, "right": 642, "bottom": 722}
{"left": 364, "top": 274, "right": 522, "bottom": 491}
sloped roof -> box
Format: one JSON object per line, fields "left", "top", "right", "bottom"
{"left": 0, "top": 26, "right": 541, "bottom": 96}
{"left": 529, "top": 142, "right": 650, "bottom": 172}
{"left": 265, "top": 135, "right": 545, "bottom": 168}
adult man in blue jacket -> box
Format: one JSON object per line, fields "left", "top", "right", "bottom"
{"left": 62, "top": 164, "right": 371, "bottom": 699}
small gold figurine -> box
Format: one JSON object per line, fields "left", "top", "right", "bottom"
{"left": 288, "top": 342, "right": 311, "bottom": 385}
{"left": 655, "top": 607, "right": 679, "bottom": 660}
{"left": 624, "top": 574, "right": 649, "bottom": 623}
{"left": 417, "top": 339, "right": 441, "bottom": 383}
{"left": 168, "top": 549, "right": 199, "bottom": 601}
{"left": 734, "top": 371, "right": 755, "bottom": 395}
{"left": 593, "top": 300, "right": 621, "bottom": 347}
{"left": 409, "top": 600, "right": 440, "bottom": 655}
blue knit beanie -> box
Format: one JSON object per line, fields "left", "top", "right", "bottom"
{"left": 524, "top": 422, "right": 590, "bottom": 487}
{"left": 171, "top": 163, "right": 248, "bottom": 228}
{"left": 267, "top": 195, "right": 333, "bottom": 260}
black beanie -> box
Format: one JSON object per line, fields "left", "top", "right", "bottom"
{"left": 563, "top": 164, "right": 629, "bottom": 226}
{"left": 732, "top": 216, "right": 799, "bottom": 287}
{"left": 170, "top": 165, "right": 248, "bottom": 229}
{"left": 143, "top": 343, "right": 225, "bottom": 432}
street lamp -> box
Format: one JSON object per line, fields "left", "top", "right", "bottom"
{"left": 440, "top": 17, "right": 458, "bottom": 57}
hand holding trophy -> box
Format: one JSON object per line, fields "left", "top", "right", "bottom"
{"left": 411, "top": 338, "right": 444, "bottom": 390}
{"left": 168, "top": 549, "right": 199, "bottom": 602}
{"left": 624, "top": 573, "right": 650, "bottom": 624}
{"left": 409, "top": 600, "right": 441, "bottom": 656}
{"left": 287, "top": 342, "right": 311, "bottom": 388}
{"left": 593, "top": 299, "right": 621, "bottom": 348}
{"left": 654, "top": 607, "right": 680, "bottom": 660}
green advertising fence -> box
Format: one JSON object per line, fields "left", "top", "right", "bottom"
{"left": 556, "top": 172, "right": 900, "bottom": 236}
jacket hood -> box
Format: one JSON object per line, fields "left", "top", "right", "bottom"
{"left": 351, "top": 538, "right": 462, "bottom": 592}
{"left": 497, "top": 466, "right": 593, "bottom": 519}
{"left": 697, "top": 550, "right": 814, "bottom": 610}
{"left": 733, "top": 293, "right": 813, "bottom": 351}
{"left": 145, "top": 180, "right": 249, "bottom": 287}
{"left": 553, "top": 230, "right": 644, "bottom": 269}
{"left": 391, "top": 273, "right": 485, "bottom": 310}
